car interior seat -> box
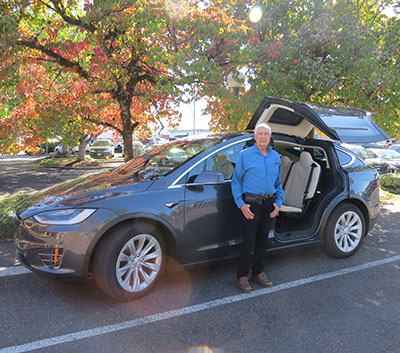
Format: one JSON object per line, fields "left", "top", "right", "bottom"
{"left": 280, "top": 155, "right": 294, "bottom": 187}
{"left": 212, "top": 153, "right": 234, "bottom": 180}
{"left": 280, "top": 151, "right": 321, "bottom": 213}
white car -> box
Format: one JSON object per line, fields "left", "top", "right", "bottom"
{"left": 54, "top": 144, "right": 90, "bottom": 154}
{"left": 54, "top": 144, "right": 78, "bottom": 154}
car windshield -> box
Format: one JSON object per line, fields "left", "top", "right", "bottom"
{"left": 113, "top": 136, "right": 223, "bottom": 180}
{"left": 358, "top": 149, "right": 377, "bottom": 159}
{"left": 93, "top": 140, "right": 110, "bottom": 147}
{"left": 373, "top": 149, "right": 400, "bottom": 160}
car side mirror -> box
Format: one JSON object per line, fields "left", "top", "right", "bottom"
{"left": 193, "top": 171, "right": 225, "bottom": 185}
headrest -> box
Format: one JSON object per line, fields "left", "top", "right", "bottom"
{"left": 281, "top": 155, "right": 291, "bottom": 167}
{"left": 299, "top": 151, "right": 313, "bottom": 168}
{"left": 213, "top": 153, "right": 228, "bottom": 164}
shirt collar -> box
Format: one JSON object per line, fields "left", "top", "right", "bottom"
{"left": 251, "top": 144, "right": 272, "bottom": 155}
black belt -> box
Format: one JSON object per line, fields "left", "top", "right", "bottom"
{"left": 243, "top": 192, "right": 275, "bottom": 205}
{"left": 261, "top": 194, "right": 274, "bottom": 199}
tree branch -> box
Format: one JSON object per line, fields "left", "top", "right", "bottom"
{"left": 83, "top": 116, "right": 122, "bottom": 134}
{"left": 16, "top": 39, "right": 90, "bottom": 80}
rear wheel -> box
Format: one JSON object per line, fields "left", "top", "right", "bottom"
{"left": 93, "top": 222, "right": 165, "bottom": 301}
{"left": 323, "top": 203, "right": 365, "bottom": 258}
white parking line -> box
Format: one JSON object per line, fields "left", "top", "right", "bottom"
{"left": 1, "top": 254, "right": 400, "bottom": 353}
{"left": 0, "top": 266, "right": 31, "bottom": 278}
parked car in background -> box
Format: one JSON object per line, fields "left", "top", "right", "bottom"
{"left": 13, "top": 97, "right": 382, "bottom": 301}
{"left": 114, "top": 139, "right": 123, "bottom": 153}
{"left": 342, "top": 144, "right": 389, "bottom": 174}
{"left": 122, "top": 140, "right": 144, "bottom": 158}
{"left": 55, "top": 143, "right": 91, "bottom": 154}
{"left": 368, "top": 148, "right": 400, "bottom": 173}
{"left": 389, "top": 144, "right": 400, "bottom": 154}
{"left": 89, "top": 139, "right": 115, "bottom": 159}
{"left": 141, "top": 138, "right": 154, "bottom": 146}
{"left": 54, "top": 144, "right": 78, "bottom": 154}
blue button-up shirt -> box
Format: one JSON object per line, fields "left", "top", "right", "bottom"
{"left": 231, "top": 144, "right": 284, "bottom": 208}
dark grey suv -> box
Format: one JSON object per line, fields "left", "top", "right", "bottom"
{"left": 14, "top": 97, "right": 383, "bottom": 301}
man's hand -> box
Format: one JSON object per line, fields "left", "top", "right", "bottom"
{"left": 269, "top": 203, "right": 280, "bottom": 218}
{"left": 240, "top": 204, "right": 255, "bottom": 220}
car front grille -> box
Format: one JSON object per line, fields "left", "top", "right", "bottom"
{"left": 38, "top": 248, "right": 64, "bottom": 269}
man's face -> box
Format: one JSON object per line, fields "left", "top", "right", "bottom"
{"left": 254, "top": 127, "right": 271, "bottom": 149}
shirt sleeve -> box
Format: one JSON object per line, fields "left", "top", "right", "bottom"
{"left": 231, "top": 152, "right": 245, "bottom": 209}
{"left": 274, "top": 159, "right": 284, "bottom": 207}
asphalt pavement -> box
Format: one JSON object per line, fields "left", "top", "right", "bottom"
{"left": 1, "top": 154, "right": 400, "bottom": 353}
{"left": 0, "top": 154, "right": 124, "bottom": 197}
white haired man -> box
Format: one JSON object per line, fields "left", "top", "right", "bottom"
{"left": 231, "top": 123, "right": 284, "bottom": 292}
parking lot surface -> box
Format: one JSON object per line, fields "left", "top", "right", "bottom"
{"left": 1, "top": 155, "right": 400, "bottom": 353}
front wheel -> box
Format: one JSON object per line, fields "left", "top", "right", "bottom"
{"left": 93, "top": 222, "right": 165, "bottom": 301}
{"left": 323, "top": 203, "right": 365, "bottom": 258}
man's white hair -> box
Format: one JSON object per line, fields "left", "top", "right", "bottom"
{"left": 255, "top": 123, "right": 272, "bottom": 134}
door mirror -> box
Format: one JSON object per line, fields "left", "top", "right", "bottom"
{"left": 193, "top": 172, "right": 225, "bottom": 185}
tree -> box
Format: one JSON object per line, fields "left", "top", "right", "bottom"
{"left": 198, "top": 0, "right": 400, "bottom": 139}
{"left": 0, "top": 0, "right": 189, "bottom": 159}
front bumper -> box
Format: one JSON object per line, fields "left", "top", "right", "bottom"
{"left": 90, "top": 150, "right": 113, "bottom": 159}
{"left": 13, "top": 208, "right": 115, "bottom": 280}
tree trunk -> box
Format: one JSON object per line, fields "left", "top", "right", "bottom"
{"left": 120, "top": 98, "right": 134, "bottom": 162}
{"left": 77, "top": 135, "right": 87, "bottom": 161}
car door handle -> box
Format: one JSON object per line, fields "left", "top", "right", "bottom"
{"left": 165, "top": 201, "right": 180, "bottom": 208}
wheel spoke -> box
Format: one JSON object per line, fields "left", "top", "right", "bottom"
{"left": 118, "top": 253, "right": 131, "bottom": 262}
{"left": 138, "top": 267, "right": 152, "bottom": 284}
{"left": 136, "top": 236, "right": 146, "bottom": 253}
{"left": 117, "top": 263, "right": 131, "bottom": 274}
{"left": 122, "top": 267, "right": 134, "bottom": 287}
{"left": 345, "top": 235, "right": 356, "bottom": 249}
{"left": 140, "top": 238, "right": 157, "bottom": 256}
{"left": 142, "top": 261, "right": 160, "bottom": 272}
{"left": 132, "top": 267, "right": 141, "bottom": 291}
{"left": 142, "top": 248, "right": 162, "bottom": 260}
{"left": 127, "top": 239, "right": 136, "bottom": 257}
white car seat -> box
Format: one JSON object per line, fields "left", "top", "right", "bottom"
{"left": 212, "top": 153, "right": 234, "bottom": 180}
{"left": 280, "top": 151, "right": 321, "bottom": 213}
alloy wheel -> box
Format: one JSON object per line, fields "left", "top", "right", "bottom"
{"left": 334, "top": 210, "right": 363, "bottom": 253}
{"left": 115, "top": 233, "right": 162, "bottom": 292}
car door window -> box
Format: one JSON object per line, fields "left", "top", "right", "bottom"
{"left": 188, "top": 141, "right": 248, "bottom": 182}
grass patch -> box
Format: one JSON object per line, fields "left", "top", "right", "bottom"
{"left": 33, "top": 156, "right": 101, "bottom": 168}
{"left": 34, "top": 156, "right": 74, "bottom": 167}
{"left": 0, "top": 192, "right": 31, "bottom": 241}
{"left": 380, "top": 173, "right": 400, "bottom": 195}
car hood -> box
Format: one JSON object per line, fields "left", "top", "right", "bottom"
{"left": 247, "top": 97, "right": 388, "bottom": 143}
{"left": 15, "top": 169, "right": 152, "bottom": 219}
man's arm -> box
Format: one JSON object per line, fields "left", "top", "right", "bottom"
{"left": 231, "top": 152, "right": 245, "bottom": 209}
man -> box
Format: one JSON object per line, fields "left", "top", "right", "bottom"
{"left": 231, "top": 123, "right": 284, "bottom": 292}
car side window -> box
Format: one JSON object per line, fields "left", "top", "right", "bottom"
{"left": 202, "top": 141, "right": 247, "bottom": 181}
{"left": 186, "top": 161, "right": 206, "bottom": 183}
{"left": 336, "top": 148, "right": 353, "bottom": 167}
{"left": 181, "top": 141, "right": 248, "bottom": 184}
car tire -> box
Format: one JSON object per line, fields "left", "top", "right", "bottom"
{"left": 93, "top": 222, "right": 166, "bottom": 301}
{"left": 323, "top": 203, "right": 365, "bottom": 258}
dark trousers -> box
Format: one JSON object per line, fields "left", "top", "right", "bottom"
{"left": 236, "top": 198, "right": 275, "bottom": 279}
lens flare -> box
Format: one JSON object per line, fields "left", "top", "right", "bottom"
{"left": 165, "top": 0, "right": 190, "bottom": 21}
{"left": 249, "top": 5, "right": 263, "bottom": 23}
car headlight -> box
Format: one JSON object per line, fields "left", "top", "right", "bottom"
{"left": 33, "top": 209, "right": 96, "bottom": 225}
